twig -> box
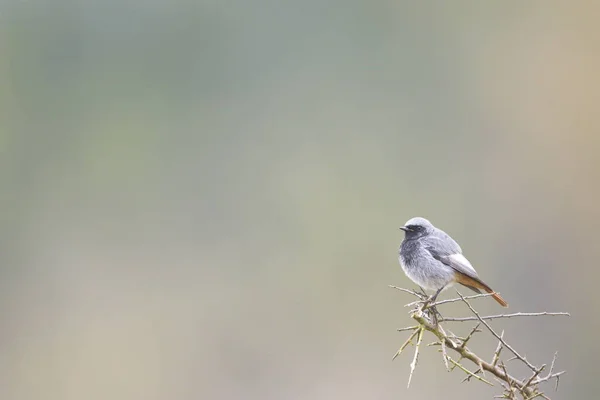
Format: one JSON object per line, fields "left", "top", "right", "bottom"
{"left": 491, "top": 330, "right": 504, "bottom": 366}
{"left": 478, "top": 360, "right": 487, "bottom": 378}
{"left": 499, "top": 362, "right": 516, "bottom": 399}
{"left": 447, "top": 356, "right": 494, "bottom": 386}
{"left": 430, "top": 293, "right": 495, "bottom": 307}
{"left": 460, "top": 323, "right": 481, "bottom": 348}
{"left": 404, "top": 300, "right": 425, "bottom": 308}
{"left": 494, "top": 376, "right": 511, "bottom": 396}
{"left": 462, "top": 360, "right": 487, "bottom": 383}
{"left": 450, "top": 354, "right": 463, "bottom": 372}
{"left": 458, "top": 324, "right": 484, "bottom": 383}
{"left": 461, "top": 371, "right": 478, "bottom": 383}
{"left": 404, "top": 293, "right": 496, "bottom": 309}
{"left": 524, "top": 393, "right": 545, "bottom": 400}
{"left": 523, "top": 364, "right": 546, "bottom": 390}
{"left": 437, "top": 324, "right": 458, "bottom": 348}
{"left": 549, "top": 352, "right": 557, "bottom": 376}
{"left": 389, "top": 285, "right": 425, "bottom": 299}
{"left": 407, "top": 327, "right": 424, "bottom": 388}
{"left": 440, "top": 337, "right": 449, "bottom": 371}
{"left": 441, "top": 312, "right": 570, "bottom": 322}
{"left": 392, "top": 328, "right": 419, "bottom": 361}
{"left": 456, "top": 291, "right": 539, "bottom": 372}
{"left": 397, "top": 326, "right": 419, "bottom": 332}
{"left": 533, "top": 371, "right": 566, "bottom": 387}
{"left": 532, "top": 352, "right": 563, "bottom": 392}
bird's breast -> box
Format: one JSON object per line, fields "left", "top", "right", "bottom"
{"left": 399, "top": 239, "right": 420, "bottom": 266}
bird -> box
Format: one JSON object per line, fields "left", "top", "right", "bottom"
{"left": 399, "top": 217, "right": 508, "bottom": 307}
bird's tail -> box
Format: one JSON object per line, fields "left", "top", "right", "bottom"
{"left": 455, "top": 273, "right": 509, "bottom": 307}
{"left": 487, "top": 289, "right": 508, "bottom": 307}
{"left": 474, "top": 278, "right": 508, "bottom": 307}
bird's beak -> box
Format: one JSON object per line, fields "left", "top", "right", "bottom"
{"left": 399, "top": 226, "right": 408, "bottom": 232}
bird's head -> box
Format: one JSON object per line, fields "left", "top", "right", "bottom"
{"left": 400, "top": 217, "right": 434, "bottom": 238}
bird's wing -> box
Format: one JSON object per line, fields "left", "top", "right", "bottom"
{"left": 438, "top": 253, "right": 479, "bottom": 280}
{"left": 424, "top": 230, "right": 479, "bottom": 280}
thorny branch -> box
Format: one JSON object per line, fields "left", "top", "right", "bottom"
{"left": 440, "top": 312, "right": 570, "bottom": 323}
{"left": 389, "top": 285, "right": 570, "bottom": 399}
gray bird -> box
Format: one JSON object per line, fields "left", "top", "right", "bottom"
{"left": 399, "top": 217, "right": 508, "bottom": 307}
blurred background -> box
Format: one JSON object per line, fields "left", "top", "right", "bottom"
{"left": 1, "top": 1, "right": 598, "bottom": 399}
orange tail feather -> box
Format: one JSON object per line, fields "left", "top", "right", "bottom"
{"left": 488, "top": 290, "right": 508, "bottom": 307}
{"left": 455, "top": 272, "right": 509, "bottom": 307}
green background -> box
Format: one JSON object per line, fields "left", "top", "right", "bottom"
{"left": 1, "top": 1, "right": 598, "bottom": 399}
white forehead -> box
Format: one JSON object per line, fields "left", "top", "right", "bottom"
{"left": 404, "top": 217, "right": 433, "bottom": 228}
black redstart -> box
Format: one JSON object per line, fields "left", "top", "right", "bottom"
{"left": 398, "top": 217, "right": 507, "bottom": 307}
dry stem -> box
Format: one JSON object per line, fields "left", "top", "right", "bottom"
{"left": 392, "top": 286, "right": 569, "bottom": 399}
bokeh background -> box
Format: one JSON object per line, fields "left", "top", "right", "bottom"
{"left": 1, "top": 1, "right": 598, "bottom": 399}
